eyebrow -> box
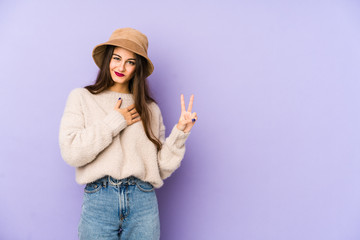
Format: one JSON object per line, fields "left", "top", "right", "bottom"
{"left": 112, "top": 54, "right": 136, "bottom": 61}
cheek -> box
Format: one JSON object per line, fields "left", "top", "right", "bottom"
{"left": 109, "top": 61, "right": 116, "bottom": 70}
{"left": 129, "top": 66, "right": 136, "bottom": 76}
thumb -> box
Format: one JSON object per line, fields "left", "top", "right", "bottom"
{"left": 115, "top": 97, "right": 122, "bottom": 109}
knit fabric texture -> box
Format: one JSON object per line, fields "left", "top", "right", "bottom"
{"left": 58, "top": 88, "right": 190, "bottom": 188}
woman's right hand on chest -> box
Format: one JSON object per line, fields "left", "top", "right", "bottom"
{"left": 114, "top": 98, "right": 141, "bottom": 125}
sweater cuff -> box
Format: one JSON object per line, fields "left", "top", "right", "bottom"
{"left": 167, "top": 124, "right": 191, "bottom": 148}
{"left": 103, "top": 110, "right": 127, "bottom": 137}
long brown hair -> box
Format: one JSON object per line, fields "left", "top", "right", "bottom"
{"left": 85, "top": 45, "right": 162, "bottom": 151}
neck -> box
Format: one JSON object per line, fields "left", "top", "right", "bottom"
{"left": 108, "top": 83, "right": 130, "bottom": 94}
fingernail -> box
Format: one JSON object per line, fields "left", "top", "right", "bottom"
{"left": 192, "top": 118, "right": 196, "bottom": 122}
{"left": 118, "top": 97, "right": 121, "bottom": 100}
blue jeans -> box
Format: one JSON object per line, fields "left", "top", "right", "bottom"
{"left": 78, "top": 176, "right": 160, "bottom": 240}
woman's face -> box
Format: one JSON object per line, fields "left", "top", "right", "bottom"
{"left": 109, "top": 47, "right": 136, "bottom": 87}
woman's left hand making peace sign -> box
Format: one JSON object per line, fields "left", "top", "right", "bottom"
{"left": 176, "top": 94, "right": 198, "bottom": 133}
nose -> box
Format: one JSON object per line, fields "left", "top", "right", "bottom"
{"left": 117, "top": 61, "right": 125, "bottom": 72}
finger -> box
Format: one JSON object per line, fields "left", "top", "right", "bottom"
{"left": 183, "top": 118, "right": 195, "bottom": 124}
{"left": 133, "top": 117, "right": 141, "bottom": 123}
{"left": 187, "top": 94, "right": 194, "bottom": 112}
{"left": 132, "top": 112, "right": 140, "bottom": 119}
{"left": 129, "top": 108, "right": 138, "bottom": 114}
{"left": 115, "top": 98, "right": 122, "bottom": 109}
{"left": 191, "top": 112, "right": 197, "bottom": 123}
{"left": 127, "top": 104, "right": 136, "bottom": 111}
{"left": 181, "top": 111, "right": 192, "bottom": 120}
{"left": 181, "top": 94, "right": 186, "bottom": 112}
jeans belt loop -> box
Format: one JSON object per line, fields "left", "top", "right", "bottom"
{"left": 102, "top": 177, "right": 107, "bottom": 188}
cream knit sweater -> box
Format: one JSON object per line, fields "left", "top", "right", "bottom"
{"left": 58, "top": 88, "right": 190, "bottom": 188}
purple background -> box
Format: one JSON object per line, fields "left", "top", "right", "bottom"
{"left": 1, "top": 0, "right": 360, "bottom": 239}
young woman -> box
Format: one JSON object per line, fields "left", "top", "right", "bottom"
{"left": 59, "top": 28, "right": 197, "bottom": 239}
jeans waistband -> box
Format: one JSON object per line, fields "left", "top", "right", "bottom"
{"left": 92, "top": 175, "right": 140, "bottom": 187}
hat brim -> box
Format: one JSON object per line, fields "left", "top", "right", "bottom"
{"left": 92, "top": 39, "right": 154, "bottom": 77}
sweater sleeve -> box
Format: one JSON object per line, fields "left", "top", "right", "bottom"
{"left": 59, "top": 89, "right": 127, "bottom": 167}
{"left": 157, "top": 113, "right": 191, "bottom": 180}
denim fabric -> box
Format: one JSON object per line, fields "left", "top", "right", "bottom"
{"left": 78, "top": 176, "right": 160, "bottom": 240}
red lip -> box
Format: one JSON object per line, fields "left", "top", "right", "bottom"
{"left": 115, "top": 72, "right": 125, "bottom": 77}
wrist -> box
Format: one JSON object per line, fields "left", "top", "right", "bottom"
{"left": 176, "top": 123, "right": 185, "bottom": 132}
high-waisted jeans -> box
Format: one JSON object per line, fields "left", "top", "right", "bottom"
{"left": 78, "top": 176, "right": 160, "bottom": 240}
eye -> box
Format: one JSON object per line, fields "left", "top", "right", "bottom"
{"left": 113, "top": 57, "right": 120, "bottom": 61}
{"left": 127, "top": 61, "right": 136, "bottom": 66}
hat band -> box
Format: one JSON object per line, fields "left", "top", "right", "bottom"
{"left": 101, "top": 39, "right": 147, "bottom": 58}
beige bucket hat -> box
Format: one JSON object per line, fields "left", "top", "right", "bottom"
{"left": 92, "top": 28, "right": 154, "bottom": 77}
